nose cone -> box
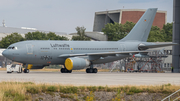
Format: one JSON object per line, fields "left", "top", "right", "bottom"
{"left": 2, "top": 50, "right": 9, "bottom": 58}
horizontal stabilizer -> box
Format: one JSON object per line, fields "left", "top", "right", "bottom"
{"left": 139, "top": 43, "right": 178, "bottom": 50}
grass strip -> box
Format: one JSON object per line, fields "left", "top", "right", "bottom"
{"left": 0, "top": 81, "right": 178, "bottom": 101}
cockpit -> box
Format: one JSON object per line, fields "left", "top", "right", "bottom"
{"left": 7, "top": 46, "right": 18, "bottom": 50}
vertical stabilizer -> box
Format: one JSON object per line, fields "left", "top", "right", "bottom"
{"left": 119, "top": 8, "right": 157, "bottom": 42}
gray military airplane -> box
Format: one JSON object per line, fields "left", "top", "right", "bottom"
{"left": 2, "top": 8, "right": 177, "bottom": 73}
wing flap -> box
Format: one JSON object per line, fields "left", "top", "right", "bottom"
{"left": 59, "top": 51, "right": 149, "bottom": 58}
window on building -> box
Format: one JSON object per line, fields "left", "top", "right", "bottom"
{"left": 164, "top": 63, "right": 166, "bottom": 67}
{"left": 167, "top": 63, "right": 170, "bottom": 68}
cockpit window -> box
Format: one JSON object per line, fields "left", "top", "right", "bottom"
{"left": 7, "top": 46, "right": 17, "bottom": 50}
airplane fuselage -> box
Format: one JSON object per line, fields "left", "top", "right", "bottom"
{"left": 3, "top": 40, "right": 143, "bottom": 65}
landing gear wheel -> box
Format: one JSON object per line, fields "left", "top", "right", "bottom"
{"left": 68, "top": 70, "right": 72, "bottom": 73}
{"left": 24, "top": 69, "right": 29, "bottom": 73}
{"left": 89, "top": 68, "right": 93, "bottom": 73}
{"left": 93, "top": 68, "right": 98, "bottom": 73}
{"left": 61, "top": 68, "right": 72, "bottom": 73}
{"left": 86, "top": 68, "right": 98, "bottom": 73}
{"left": 86, "top": 68, "right": 90, "bottom": 73}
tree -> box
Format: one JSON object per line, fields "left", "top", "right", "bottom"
{"left": 25, "top": 31, "right": 68, "bottom": 40}
{"left": 0, "top": 33, "right": 24, "bottom": 48}
{"left": 161, "top": 23, "right": 173, "bottom": 42}
{"left": 72, "top": 26, "right": 90, "bottom": 41}
{"left": 25, "top": 31, "right": 47, "bottom": 40}
{"left": 102, "top": 21, "right": 135, "bottom": 41}
{"left": 47, "top": 32, "right": 68, "bottom": 40}
{"left": 102, "top": 21, "right": 172, "bottom": 42}
{"left": 147, "top": 26, "right": 165, "bottom": 42}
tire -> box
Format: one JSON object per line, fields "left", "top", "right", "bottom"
{"left": 86, "top": 68, "right": 90, "bottom": 73}
{"left": 24, "top": 69, "right": 29, "bottom": 73}
{"left": 93, "top": 68, "right": 98, "bottom": 73}
{"left": 64, "top": 68, "right": 68, "bottom": 73}
{"left": 26, "top": 69, "right": 29, "bottom": 73}
{"left": 89, "top": 68, "right": 93, "bottom": 73}
{"left": 24, "top": 69, "right": 27, "bottom": 73}
{"left": 61, "top": 68, "right": 64, "bottom": 73}
{"left": 61, "top": 68, "right": 72, "bottom": 73}
{"left": 68, "top": 70, "right": 72, "bottom": 73}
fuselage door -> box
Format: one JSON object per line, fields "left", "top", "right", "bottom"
{"left": 26, "top": 44, "right": 33, "bottom": 54}
{"left": 119, "top": 44, "right": 126, "bottom": 51}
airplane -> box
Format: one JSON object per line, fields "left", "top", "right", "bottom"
{"left": 2, "top": 8, "right": 177, "bottom": 73}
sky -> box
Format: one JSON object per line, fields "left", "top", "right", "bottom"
{"left": 0, "top": 0, "right": 173, "bottom": 34}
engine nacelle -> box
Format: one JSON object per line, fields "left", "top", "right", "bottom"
{"left": 65, "top": 57, "right": 90, "bottom": 70}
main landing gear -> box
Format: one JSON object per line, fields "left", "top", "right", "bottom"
{"left": 61, "top": 68, "right": 72, "bottom": 73}
{"left": 24, "top": 69, "right": 29, "bottom": 73}
{"left": 86, "top": 64, "right": 98, "bottom": 73}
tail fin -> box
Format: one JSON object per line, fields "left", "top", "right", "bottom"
{"left": 119, "top": 8, "right": 157, "bottom": 42}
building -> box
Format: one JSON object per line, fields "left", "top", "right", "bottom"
{"left": 93, "top": 9, "right": 167, "bottom": 32}
{"left": 0, "top": 26, "right": 72, "bottom": 40}
{"left": 70, "top": 32, "right": 107, "bottom": 41}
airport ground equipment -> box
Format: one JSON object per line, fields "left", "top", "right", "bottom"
{"left": 7, "top": 64, "right": 22, "bottom": 73}
{"left": 113, "top": 49, "right": 167, "bottom": 73}
{"left": 131, "top": 50, "right": 167, "bottom": 72}
{"left": 136, "top": 50, "right": 167, "bottom": 72}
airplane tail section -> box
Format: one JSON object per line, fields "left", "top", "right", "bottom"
{"left": 119, "top": 8, "right": 157, "bottom": 42}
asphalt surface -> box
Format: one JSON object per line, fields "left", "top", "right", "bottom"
{"left": 0, "top": 71, "right": 180, "bottom": 86}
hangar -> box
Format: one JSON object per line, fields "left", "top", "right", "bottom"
{"left": 0, "top": 23, "right": 72, "bottom": 40}
{"left": 93, "top": 9, "right": 167, "bottom": 32}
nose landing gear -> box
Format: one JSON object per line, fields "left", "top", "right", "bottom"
{"left": 23, "top": 64, "right": 29, "bottom": 73}
{"left": 24, "top": 69, "right": 29, "bottom": 73}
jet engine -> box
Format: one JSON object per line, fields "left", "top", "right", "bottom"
{"left": 65, "top": 57, "right": 90, "bottom": 70}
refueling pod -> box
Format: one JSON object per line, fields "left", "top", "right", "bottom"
{"left": 65, "top": 57, "right": 90, "bottom": 70}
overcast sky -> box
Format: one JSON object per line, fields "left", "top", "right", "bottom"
{"left": 0, "top": 0, "right": 173, "bottom": 34}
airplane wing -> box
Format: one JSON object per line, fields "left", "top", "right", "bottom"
{"left": 59, "top": 51, "right": 149, "bottom": 58}
{"left": 139, "top": 43, "right": 178, "bottom": 50}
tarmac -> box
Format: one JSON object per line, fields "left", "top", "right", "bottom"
{"left": 0, "top": 71, "right": 180, "bottom": 86}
